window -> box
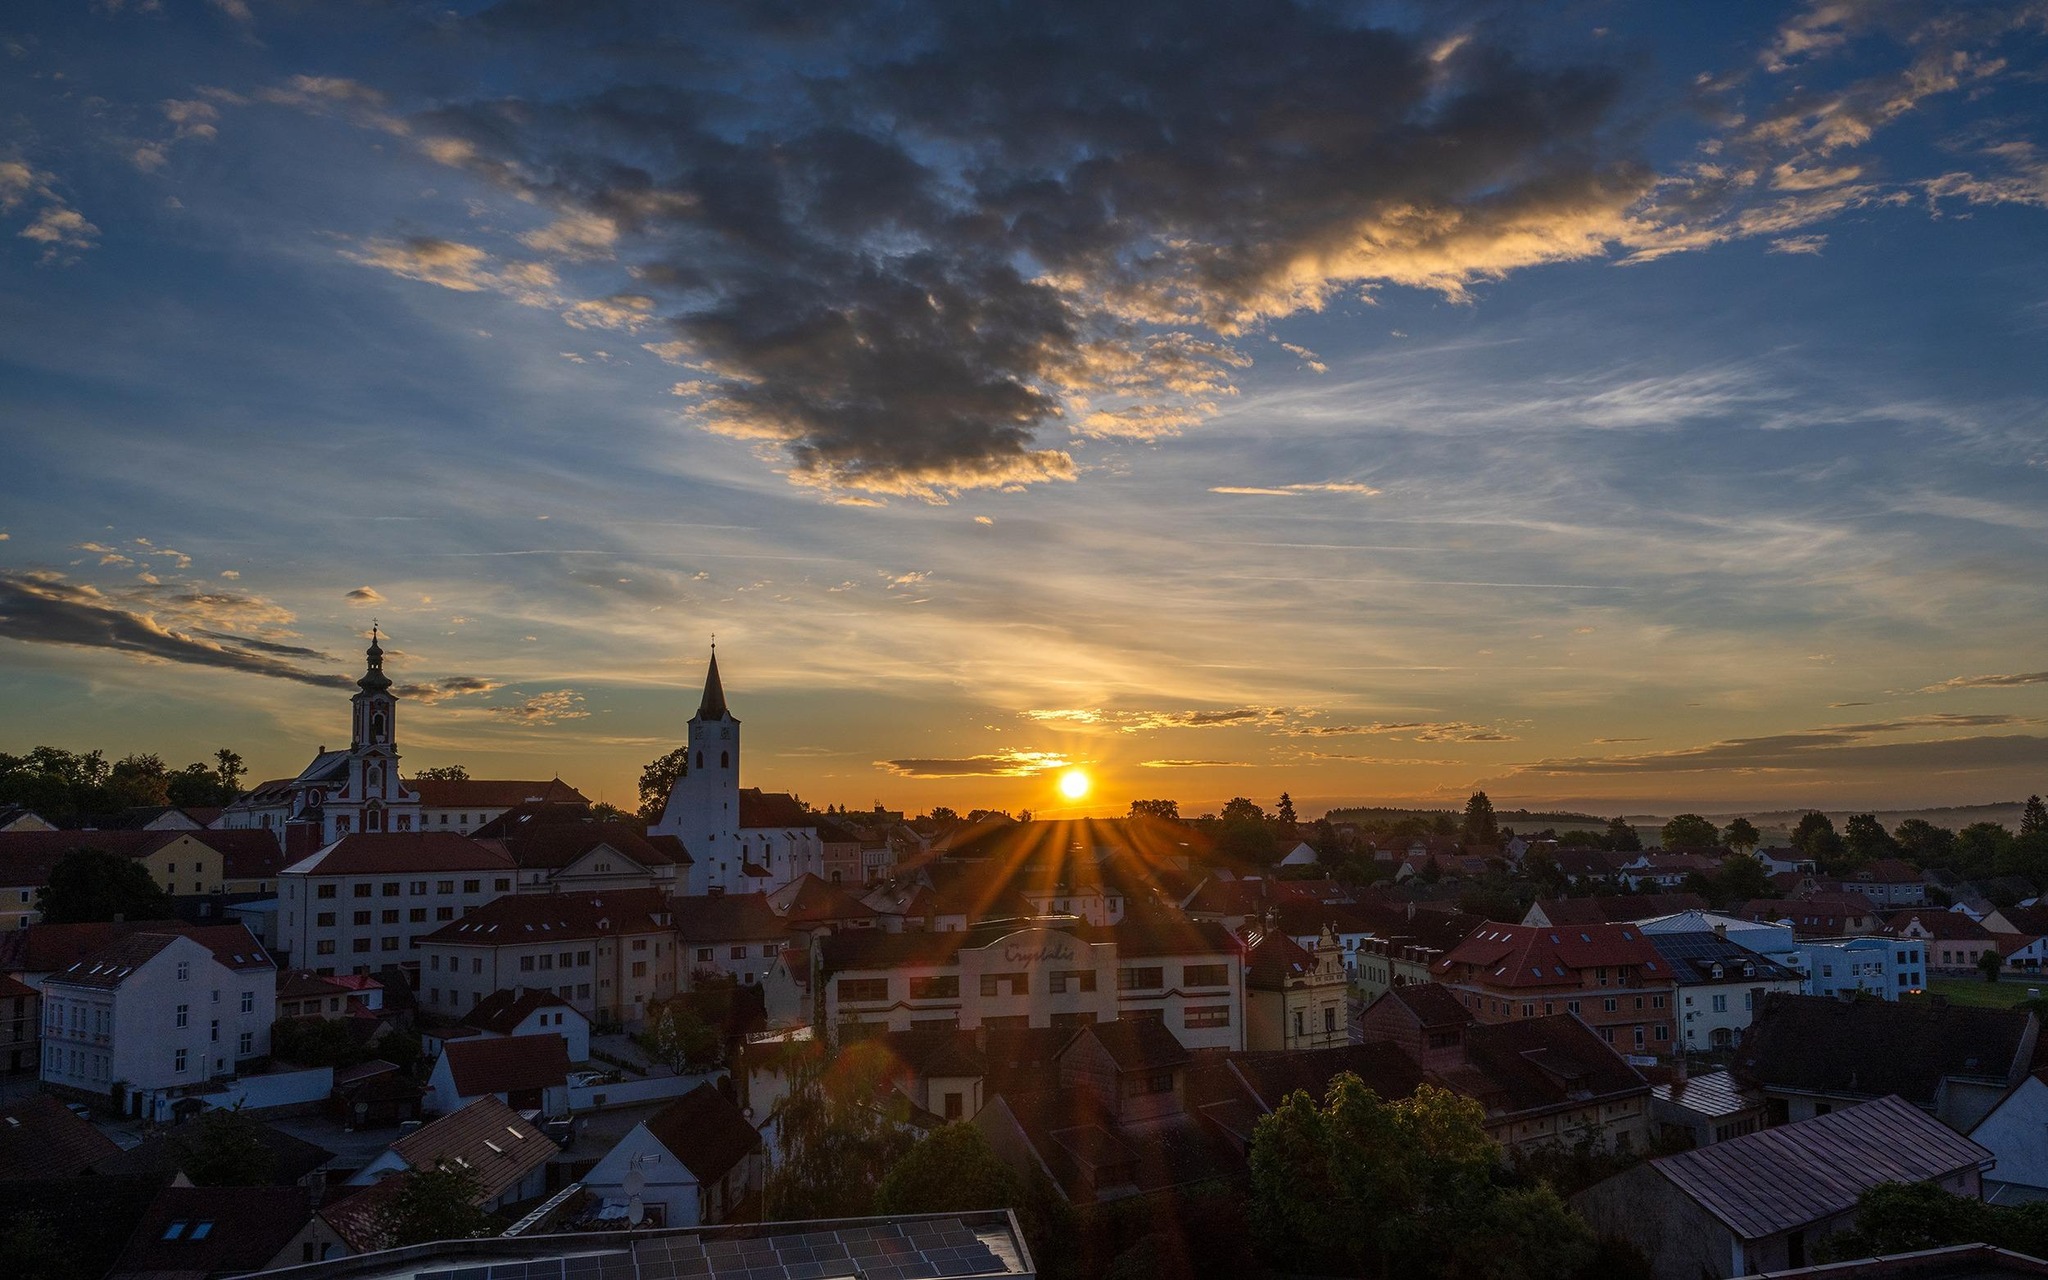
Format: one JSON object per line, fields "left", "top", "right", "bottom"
{"left": 1050, "top": 970, "right": 1097, "bottom": 994}
{"left": 317, "top": 884, "right": 337, "bottom": 899}
{"left": 1183, "top": 964, "right": 1229, "bottom": 987}
{"left": 696, "top": 947, "right": 713, "bottom": 963}
{"left": 944, "top": 1092, "right": 963, "bottom": 1120}
{"left": 381, "top": 882, "right": 400, "bottom": 897}
{"left": 174, "top": 1048, "right": 187, "bottom": 1072}
{"left": 431, "top": 955, "right": 441, "bottom": 971}
{"left": 839, "top": 978, "right": 890, "bottom": 1002}
{"left": 381, "top": 909, "right": 400, "bottom": 924}
{"left": 520, "top": 956, "right": 536, "bottom": 972}
{"left": 1325, "top": 1008, "right": 1337, "bottom": 1033}
{"left": 175, "top": 1004, "right": 189, "bottom": 1028}
{"left": 316, "top": 940, "right": 336, "bottom": 956}
{"left": 1566, "top": 1000, "right": 1580, "bottom": 1015}
{"left": 1652, "top": 994, "right": 1668, "bottom": 1009}
{"left": 316, "top": 912, "right": 335, "bottom": 927}
{"left": 731, "top": 945, "right": 747, "bottom": 960}
{"left": 464, "top": 879, "right": 480, "bottom": 893}
{"left": 472, "top": 959, "right": 482, "bottom": 974}
{"left": 538, "top": 954, "right": 555, "bottom": 971}
{"left": 352, "top": 938, "right": 371, "bottom": 953}
{"left": 410, "top": 880, "right": 427, "bottom": 895}
{"left": 630, "top": 961, "right": 647, "bottom": 978}
{"left": 410, "top": 909, "right": 427, "bottom": 923}
{"left": 210, "top": 1019, "right": 220, "bottom": 1042}
{"left": 1185, "top": 1005, "right": 1231, "bottom": 1028}
{"left": 353, "top": 911, "right": 371, "bottom": 926}
{"left": 1711, "top": 993, "right": 1728, "bottom": 1013}
{"left": 909, "top": 975, "right": 959, "bottom": 1000}
{"left": 495, "top": 878, "right": 511, "bottom": 892}
{"left": 762, "top": 944, "right": 776, "bottom": 958}
{"left": 1603, "top": 997, "right": 1618, "bottom": 1013}
{"left": 1118, "top": 966, "right": 1164, "bottom": 991}
{"left": 579, "top": 951, "right": 592, "bottom": 965}
{"left": 240, "top": 991, "right": 253, "bottom": 1014}
{"left": 176, "top": 962, "right": 190, "bottom": 981}
{"left": 381, "top": 937, "right": 399, "bottom": 951}
{"left": 1294, "top": 1010, "right": 1305, "bottom": 1037}
{"left": 438, "top": 880, "right": 454, "bottom": 893}
{"left": 1132, "top": 1071, "right": 1175, "bottom": 1096}
{"left": 353, "top": 884, "right": 373, "bottom": 898}
{"left": 979, "top": 972, "right": 1028, "bottom": 996}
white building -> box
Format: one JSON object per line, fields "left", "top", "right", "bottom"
{"left": 419, "top": 888, "right": 677, "bottom": 1029}
{"left": 1646, "top": 930, "right": 1805, "bottom": 1054}
{"left": 40, "top": 926, "right": 276, "bottom": 1117}
{"left": 461, "top": 988, "right": 591, "bottom": 1064}
{"left": 581, "top": 1084, "right": 763, "bottom": 1228}
{"left": 1637, "top": 910, "right": 1800, "bottom": 965}
{"left": 278, "top": 833, "right": 517, "bottom": 976}
{"left": 649, "top": 651, "right": 824, "bottom": 896}
{"left": 1797, "top": 935, "right": 1926, "bottom": 1001}
{"left": 815, "top": 916, "right": 1246, "bottom": 1051}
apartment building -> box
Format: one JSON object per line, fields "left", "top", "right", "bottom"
{"left": 278, "top": 833, "right": 517, "bottom": 976}
{"left": 1432, "top": 921, "right": 1678, "bottom": 1057}
{"left": 419, "top": 888, "right": 677, "bottom": 1029}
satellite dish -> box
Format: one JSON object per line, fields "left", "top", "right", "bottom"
{"left": 623, "top": 1166, "right": 645, "bottom": 1197}
{"left": 627, "top": 1195, "right": 645, "bottom": 1226}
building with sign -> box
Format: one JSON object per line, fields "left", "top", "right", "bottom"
{"left": 814, "top": 915, "right": 1245, "bottom": 1051}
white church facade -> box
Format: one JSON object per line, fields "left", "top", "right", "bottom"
{"left": 649, "top": 651, "right": 824, "bottom": 896}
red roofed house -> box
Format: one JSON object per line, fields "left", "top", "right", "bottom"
{"left": 278, "top": 832, "right": 517, "bottom": 978}
{"left": 580, "top": 1084, "right": 762, "bottom": 1228}
{"left": 39, "top": 924, "right": 278, "bottom": 1119}
{"left": 420, "top": 888, "right": 676, "bottom": 1029}
{"left": 1241, "top": 924, "right": 1349, "bottom": 1051}
{"left": 1889, "top": 909, "right": 1998, "bottom": 973}
{"left": 1432, "top": 921, "right": 1677, "bottom": 1059}
{"left": 1739, "top": 893, "right": 1884, "bottom": 938}
{"left": 462, "top": 987, "right": 590, "bottom": 1062}
{"left": 425, "top": 1032, "right": 571, "bottom": 1115}
{"left": 347, "top": 1096, "right": 553, "bottom": 1216}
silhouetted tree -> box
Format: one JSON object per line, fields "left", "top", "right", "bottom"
{"left": 1606, "top": 817, "right": 1643, "bottom": 852}
{"left": 1276, "top": 792, "right": 1298, "bottom": 825}
{"left": 1462, "top": 792, "right": 1500, "bottom": 846}
{"left": 172, "top": 1106, "right": 278, "bottom": 1186}
{"left": 1893, "top": 818, "right": 1956, "bottom": 866}
{"left": 637, "top": 747, "right": 689, "bottom": 824}
{"left": 1792, "top": 811, "right": 1846, "bottom": 869}
{"left": 375, "top": 1164, "right": 495, "bottom": 1246}
{"left": 1129, "top": 799, "right": 1180, "bottom": 820}
{"left": 1843, "top": 813, "right": 1897, "bottom": 864}
{"left": 1721, "top": 818, "right": 1760, "bottom": 852}
{"left": 36, "top": 849, "right": 173, "bottom": 923}
{"left": 1659, "top": 814, "right": 1717, "bottom": 849}
{"left": 413, "top": 764, "right": 470, "bottom": 781}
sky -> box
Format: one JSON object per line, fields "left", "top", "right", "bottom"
{"left": 2, "top": 0, "right": 2047, "bottom": 820}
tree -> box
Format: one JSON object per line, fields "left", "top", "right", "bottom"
{"left": 413, "top": 764, "right": 470, "bottom": 782}
{"left": 1462, "top": 792, "right": 1500, "bottom": 846}
{"left": 1979, "top": 947, "right": 2005, "bottom": 983}
{"left": 1276, "top": 792, "right": 1298, "bottom": 826}
{"left": 1893, "top": 818, "right": 1956, "bottom": 866}
{"left": 1249, "top": 1076, "right": 1593, "bottom": 1280}
{"left": 172, "top": 1106, "right": 278, "bottom": 1186}
{"left": 1721, "top": 817, "right": 1760, "bottom": 852}
{"left": 765, "top": 1038, "right": 920, "bottom": 1220}
{"left": 1958, "top": 821, "right": 2019, "bottom": 882}
{"left": 35, "top": 849, "right": 173, "bottom": 924}
{"left": 637, "top": 747, "right": 689, "bottom": 824}
{"left": 1704, "top": 853, "right": 1770, "bottom": 908}
{"left": 214, "top": 748, "right": 246, "bottom": 795}
{"left": 875, "top": 1123, "right": 1023, "bottom": 1215}
{"left": 0, "top": 1209, "right": 84, "bottom": 1280}
{"left": 1217, "top": 797, "right": 1276, "bottom": 864}
{"left": 1659, "top": 814, "right": 1717, "bottom": 849}
{"left": 167, "top": 763, "right": 228, "bottom": 807}
{"left": 1816, "top": 1180, "right": 2048, "bottom": 1263}
{"left": 105, "top": 753, "right": 172, "bottom": 809}
{"left": 639, "top": 997, "right": 721, "bottom": 1071}
{"left": 925, "top": 806, "right": 960, "bottom": 823}
{"left": 2025, "top": 796, "right": 2048, "bottom": 840}
{"left": 1128, "top": 799, "right": 1180, "bottom": 821}
{"left": 375, "top": 1163, "right": 496, "bottom": 1247}
{"left": 1606, "top": 817, "right": 1643, "bottom": 852}
{"left": 1791, "top": 811, "right": 1845, "bottom": 866}
{"left": 1843, "top": 813, "right": 1897, "bottom": 864}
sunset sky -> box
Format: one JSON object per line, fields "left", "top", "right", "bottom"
{"left": 3, "top": 1, "right": 2046, "bottom": 818}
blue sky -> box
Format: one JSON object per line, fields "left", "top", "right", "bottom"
{"left": 2, "top": 0, "right": 2046, "bottom": 817}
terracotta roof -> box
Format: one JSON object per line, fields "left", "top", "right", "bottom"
{"left": 50, "top": 926, "right": 273, "bottom": 989}
{"left": 1644, "top": 1095, "right": 1992, "bottom": 1241}
{"left": 1888, "top": 910, "right": 1994, "bottom": 940}
{"left": 1240, "top": 926, "right": 1318, "bottom": 990}
{"left": 1737, "top": 993, "right": 2036, "bottom": 1108}
{"left": 464, "top": 988, "right": 579, "bottom": 1036}
{"left": 1459, "top": 1015, "right": 1649, "bottom": 1115}
{"left": 0, "top": 1095, "right": 121, "bottom": 1181}
{"left": 767, "top": 873, "right": 879, "bottom": 925}
{"left": 410, "top": 777, "right": 589, "bottom": 809}
{"left": 1435, "top": 921, "right": 1666, "bottom": 988}
{"left": 191, "top": 829, "right": 292, "bottom": 881}
{"left": 491, "top": 821, "right": 679, "bottom": 871}
{"left": 284, "top": 832, "right": 516, "bottom": 877}
{"left": 0, "top": 829, "right": 177, "bottom": 887}
{"left": 1532, "top": 893, "right": 1711, "bottom": 926}
{"left": 1993, "top": 904, "right": 2048, "bottom": 936}
{"left": 738, "top": 788, "right": 810, "bottom": 829}
{"left": 1385, "top": 981, "right": 1476, "bottom": 1028}
{"left": 865, "top": 1029, "right": 988, "bottom": 1080}
{"left": 108, "top": 1184, "right": 313, "bottom": 1280}
{"left": 390, "top": 1096, "right": 553, "bottom": 1202}
{"left": 424, "top": 887, "right": 673, "bottom": 946}
{"left": 1854, "top": 858, "right": 1926, "bottom": 885}
{"left": 670, "top": 891, "right": 789, "bottom": 944}
{"left": 1740, "top": 894, "right": 1881, "bottom": 936}
{"left": 442, "top": 1032, "right": 571, "bottom": 1097}
{"left": 278, "top": 969, "right": 353, "bottom": 1001}
{"left": 1080, "top": 1019, "right": 1193, "bottom": 1074}
{"left": 989, "top": 1085, "right": 1240, "bottom": 1201}
{"left": 642, "top": 1083, "right": 761, "bottom": 1181}
{"left": 317, "top": 1177, "right": 401, "bottom": 1254}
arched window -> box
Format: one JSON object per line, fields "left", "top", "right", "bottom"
{"left": 720, "top": 751, "right": 729, "bottom": 769}
{"left": 367, "top": 765, "right": 382, "bottom": 790}
{"left": 695, "top": 751, "right": 703, "bottom": 770}
{"left": 370, "top": 712, "right": 386, "bottom": 740}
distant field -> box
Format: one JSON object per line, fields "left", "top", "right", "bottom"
{"left": 1909, "top": 976, "right": 2047, "bottom": 1009}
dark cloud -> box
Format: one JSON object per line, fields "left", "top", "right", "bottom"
{"left": 353, "top": 0, "right": 1658, "bottom": 498}
{"left": 397, "top": 676, "right": 505, "bottom": 704}
{"left": 0, "top": 572, "right": 354, "bottom": 689}
{"left": 195, "top": 629, "right": 335, "bottom": 661}
{"left": 1289, "top": 720, "right": 1517, "bottom": 742}
{"left": 876, "top": 750, "right": 1070, "bottom": 777}
{"left": 1919, "top": 672, "right": 2048, "bottom": 693}
{"left": 1137, "top": 759, "right": 1254, "bottom": 768}
{"left": 1509, "top": 714, "right": 2043, "bottom": 777}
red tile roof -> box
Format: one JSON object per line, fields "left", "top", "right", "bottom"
{"left": 0, "top": 1094, "right": 121, "bottom": 1180}
{"left": 1434, "top": 921, "right": 1666, "bottom": 988}
{"left": 389, "top": 1096, "right": 553, "bottom": 1202}
{"left": 1888, "top": 909, "right": 1994, "bottom": 941}
{"left": 285, "top": 832, "right": 516, "bottom": 876}
{"left": 463, "top": 988, "right": 579, "bottom": 1036}
{"left": 738, "top": 788, "right": 812, "bottom": 828}
{"left": 643, "top": 1084, "right": 761, "bottom": 1181}
{"left": 424, "top": 887, "right": 673, "bottom": 946}
{"left": 192, "top": 829, "right": 293, "bottom": 881}
{"left": 410, "top": 777, "right": 589, "bottom": 809}
{"left": 36, "top": 923, "right": 273, "bottom": 987}
{"left": 109, "top": 1185, "right": 313, "bottom": 1280}
{"left": 442, "top": 1033, "right": 571, "bottom": 1098}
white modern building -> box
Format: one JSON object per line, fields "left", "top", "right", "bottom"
{"left": 1796, "top": 935, "right": 1926, "bottom": 1000}
{"left": 649, "top": 651, "right": 824, "bottom": 896}
{"left": 1647, "top": 930, "right": 1805, "bottom": 1054}
{"left": 277, "top": 832, "right": 517, "bottom": 976}
{"left": 40, "top": 926, "right": 277, "bottom": 1117}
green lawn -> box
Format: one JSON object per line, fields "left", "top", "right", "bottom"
{"left": 1908, "top": 975, "right": 2048, "bottom": 1009}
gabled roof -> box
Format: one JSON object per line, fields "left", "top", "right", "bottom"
{"left": 1651, "top": 1070, "right": 1760, "bottom": 1120}
{"left": 317, "top": 1177, "right": 401, "bottom": 1255}
{"left": 642, "top": 1083, "right": 761, "bottom": 1181}
{"left": 1643, "top": 1095, "right": 1992, "bottom": 1241}
{"left": 865, "top": 1029, "right": 988, "bottom": 1080}
{"left": 409, "top": 777, "right": 589, "bottom": 809}
{"left": 1888, "top": 909, "right": 1994, "bottom": 941}
{"left": 278, "top": 969, "right": 354, "bottom": 1002}
{"left": 1078, "top": 1019, "right": 1192, "bottom": 1074}
{"left": 284, "top": 832, "right": 515, "bottom": 877}
{"left": 670, "top": 890, "right": 788, "bottom": 944}
{"left": 1225, "top": 1043, "right": 1427, "bottom": 1111}
{"left": 1646, "top": 931, "right": 1800, "bottom": 985}
{"left": 1459, "top": 1016, "right": 1649, "bottom": 1115}
{"left": 424, "top": 887, "right": 674, "bottom": 946}
{"left": 491, "top": 821, "right": 678, "bottom": 872}
{"left": 1384, "top": 981, "right": 1476, "bottom": 1028}
{"left": 109, "top": 1184, "right": 313, "bottom": 1280}
{"left": 1435, "top": 921, "right": 1665, "bottom": 988}
{"left": 464, "top": 988, "right": 581, "bottom": 1036}
{"left": 441, "top": 1033, "right": 572, "bottom": 1097}
{"left": 1737, "top": 993, "right": 2036, "bottom": 1108}
{"left": 1530, "top": 893, "right": 1710, "bottom": 926}
{"left": 767, "top": 873, "right": 879, "bottom": 925}
{"left": 390, "top": 1096, "right": 553, "bottom": 1202}
{"left": 0, "top": 829, "right": 180, "bottom": 888}
{"left": 0, "top": 1095, "right": 121, "bottom": 1181}
{"left": 737, "top": 788, "right": 809, "bottom": 829}
{"left": 190, "top": 829, "right": 292, "bottom": 881}
{"left": 1240, "top": 926, "right": 1319, "bottom": 990}
{"left": 1853, "top": 858, "right": 1926, "bottom": 885}
{"left": 95, "top": 1119, "right": 334, "bottom": 1187}
{"left": 51, "top": 926, "right": 275, "bottom": 989}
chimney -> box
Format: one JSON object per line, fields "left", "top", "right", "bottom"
{"left": 1712, "top": 922, "right": 1727, "bottom": 941}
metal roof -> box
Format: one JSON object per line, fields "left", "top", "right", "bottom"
{"left": 1652, "top": 1095, "right": 1992, "bottom": 1241}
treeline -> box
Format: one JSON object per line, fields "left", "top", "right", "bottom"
{"left": 0, "top": 744, "right": 247, "bottom": 821}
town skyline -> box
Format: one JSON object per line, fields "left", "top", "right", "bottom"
{"left": 4, "top": 2, "right": 2047, "bottom": 816}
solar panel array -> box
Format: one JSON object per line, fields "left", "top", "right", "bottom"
{"left": 416, "top": 1218, "right": 1010, "bottom": 1280}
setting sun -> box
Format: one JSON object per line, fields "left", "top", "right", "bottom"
{"left": 1056, "top": 768, "right": 1091, "bottom": 800}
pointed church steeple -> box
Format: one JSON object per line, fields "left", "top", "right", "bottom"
{"left": 697, "top": 646, "right": 732, "bottom": 721}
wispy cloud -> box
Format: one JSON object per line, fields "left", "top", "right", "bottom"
{"left": 492, "top": 690, "right": 589, "bottom": 724}
{"left": 1918, "top": 672, "right": 2048, "bottom": 693}
{"left": 876, "top": 751, "right": 1071, "bottom": 778}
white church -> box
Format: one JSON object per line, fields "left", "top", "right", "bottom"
{"left": 649, "top": 650, "right": 826, "bottom": 897}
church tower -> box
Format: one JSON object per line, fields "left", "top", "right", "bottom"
{"left": 651, "top": 647, "right": 741, "bottom": 892}
{"left": 335, "top": 626, "right": 419, "bottom": 838}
